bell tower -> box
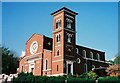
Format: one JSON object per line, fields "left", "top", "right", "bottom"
{"left": 51, "top": 7, "right": 78, "bottom": 75}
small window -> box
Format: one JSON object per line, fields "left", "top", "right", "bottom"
{"left": 45, "top": 59, "right": 48, "bottom": 70}
{"left": 21, "top": 66, "right": 23, "bottom": 72}
{"left": 57, "top": 50, "right": 60, "bottom": 56}
{"left": 90, "top": 52, "right": 93, "bottom": 59}
{"left": 56, "top": 19, "right": 61, "bottom": 29}
{"left": 76, "top": 48, "right": 79, "bottom": 54}
{"left": 96, "top": 53, "right": 100, "bottom": 60}
{"left": 67, "top": 34, "right": 72, "bottom": 43}
{"left": 83, "top": 50, "right": 86, "bottom": 58}
{"left": 76, "top": 58, "right": 81, "bottom": 64}
{"left": 84, "top": 64, "right": 87, "bottom": 73}
{"left": 68, "top": 49, "right": 71, "bottom": 55}
{"left": 31, "top": 68, "right": 34, "bottom": 73}
{"left": 67, "top": 20, "right": 71, "bottom": 28}
{"left": 56, "top": 34, "right": 60, "bottom": 42}
{"left": 57, "top": 65, "right": 58, "bottom": 71}
{"left": 66, "top": 18, "right": 72, "bottom": 29}
{"left": 64, "top": 61, "right": 67, "bottom": 73}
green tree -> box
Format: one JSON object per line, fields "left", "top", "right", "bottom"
{"left": 114, "top": 55, "right": 120, "bottom": 64}
{"left": 1, "top": 46, "right": 19, "bottom": 74}
{"left": 108, "top": 60, "right": 114, "bottom": 64}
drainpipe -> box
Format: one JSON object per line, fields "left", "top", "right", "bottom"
{"left": 41, "top": 50, "right": 44, "bottom": 76}
{"left": 51, "top": 51, "right": 52, "bottom": 75}
{"left": 86, "top": 58, "right": 88, "bottom": 78}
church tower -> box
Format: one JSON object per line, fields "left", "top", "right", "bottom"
{"left": 51, "top": 7, "right": 78, "bottom": 75}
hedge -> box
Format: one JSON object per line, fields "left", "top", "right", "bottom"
{"left": 98, "top": 76, "right": 120, "bottom": 83}
{"left": 13, "top": 72, "right": 65, "bottom": 83}
{"left": 67, "top": 77, "right": 95, "bottom": 83}
{"left": 13, "top": 72, "right": 120, "bottom": 83}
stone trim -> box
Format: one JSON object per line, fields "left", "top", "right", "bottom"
{"left": 52, "top": 59, "right": 64, "bottom": 63}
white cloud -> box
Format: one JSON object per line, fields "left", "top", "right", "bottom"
{"left": 21, "top": 51, "right": 25, "bottom": 57}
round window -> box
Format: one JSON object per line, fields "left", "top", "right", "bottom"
{"left": 76, "top": 58, "right": 81, "bottom": 64}
{"left": 30, "top": 41, "right": 38, "bottom": 54}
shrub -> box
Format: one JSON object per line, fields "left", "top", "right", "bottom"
{"left": 87, "top": 71, "right": 97, "bottom": 79}
{"left": 46, "top": 76, "right": 55, "bottom": 83}
{"left": 13, "top": 73, "right": 66, "bottom": 83}
{"left": 55, "top": 76, "right": 65, "bottom": 83}
{"left": 67, "top": 77, "right": 95, "bottom": 83}
{"left": 18, "top": 72, "right": 27, "bottom": 77}
{"left": 98, "top": 76, "right": 120, "bottom": 83}
{"left": 25, "top": 75, "right": 35, "bottom": 83}
{"left": 13, "top": 72, "right": 34, "bottom": 83}
{"left": 68, "top": 73, "right": 72, "bottom": 77}
{"left": 66, "top": 77, "right": 75, "bottom": 83}
{"left": 78, "top": 73, "right": 88, "bottom": 78}
{"left": 16, "top": 72, "right": 120, "bottom": 83}
{"left": 37, "top": 76, "right": 48, "bottom": 83}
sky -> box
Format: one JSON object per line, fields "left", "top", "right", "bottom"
{"left": 2, "top": 2, "right": 118, "bottom": 60}
{"left": 2, "top": 0, "right": 120, "bottom": 2}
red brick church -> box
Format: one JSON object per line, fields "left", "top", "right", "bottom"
{"left": 18, "top": 7, "right": 109, "bottom": 76}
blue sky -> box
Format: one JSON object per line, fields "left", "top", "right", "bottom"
{"left": 2, "top": 2, "right": 118, "bottom": 60}
{"left": 2, "top": 0, "right": 119, "bottom": 2}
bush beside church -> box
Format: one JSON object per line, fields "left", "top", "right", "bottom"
{"left": 13, "top": 72, "right": 120, "bottom": 83}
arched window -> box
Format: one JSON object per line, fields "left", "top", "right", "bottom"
{"left": 56, "top": 19, "right": 61, "bottom": 29}
{"left": 68, "top": 34, "right": 72, "bottom": 43}
{"left": 45, "top": 59, "right": 48, "bottom": 70}
{"left": 96, "top": 53, "right": 100, "bottom": 60}
{"left": 66, "top": 18, "right": 72, "bottom": 29}
{"left": 82, "top": 50, "right": 86, "bottom": 58}
{"left": 90, "top": 52, "right": 93, "bottom": 59}
{"left": 68, "top": 49, "right": 71, "bottom": 55}
{"left": 84, "top": 64, "right": 87, "bottom": 73}
{"left": 76, "top": 48, "right": 79, "bottom": 54}
{"left": 57, "top": 50, "right": 60, "bottom": 56}
{"left": 58, "top": 34, "right": 60, "bottom": 42}
{"left": 56, "top": 34, "right": 60, "bottom": 42}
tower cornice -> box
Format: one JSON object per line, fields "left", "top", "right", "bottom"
{"left": 51, "top": 7, "right": 78, "bottom": 16}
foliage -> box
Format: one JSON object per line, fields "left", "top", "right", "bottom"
{"left": 98, "top": 76, "right": 120, "bottom": 83}
{"left": 106, "top": 64, "right": 120, "bottom": 76}
{"left": 67, "top": 77, "right": 95, "bottom": 83}
{"left": 1, "top": 46, "right": 19, "bottom": 74}
{"left": 78, "top": 73, "right": 88, "bottom": 78}
{"left": 107, "top": 60, "right": 114, "bottom": 64}
{"left": 68, "top": 73, "right": 72, "bottom": 77}
{"left": 114, "top": 55, "right": 120, "bottom": 64}
{"left": 13, "top": 72, "right": 120, "bottom": 83}
{"left": 87, "top": 71, "right": 97, "bottom": 79}
{"left": 13, "top": 72, "right": 65, "bottom": 83}
{"left": 18, "top": 72, "right": 33, "bottom": 77}
{"left": 18, "top": 72, "right": 27, "bottom": 77}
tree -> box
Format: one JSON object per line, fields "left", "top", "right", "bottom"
{"left": 1, "top": 46, "right": 19, "bottom": 74}
{"left": 114, "top": 55, "right": 120, "bottom": 64}
{"left": 106, "top": 64, "right": 120, "bottom": 77}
